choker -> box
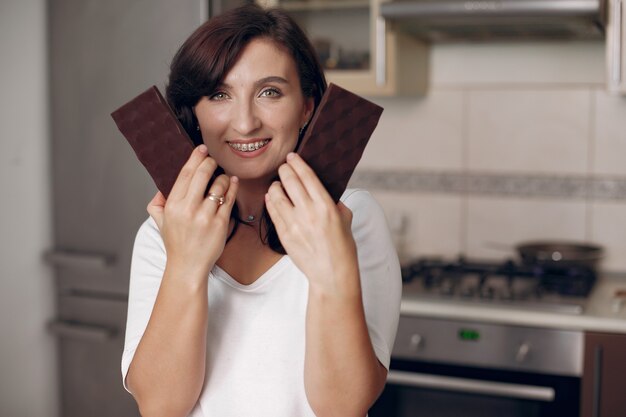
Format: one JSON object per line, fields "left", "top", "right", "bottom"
{"left": 242, "top": 214, "right": 257, "bottom": 223}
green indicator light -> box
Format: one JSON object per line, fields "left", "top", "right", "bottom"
{"left": 458, "top": 329, "right": 480, "bottom": 341}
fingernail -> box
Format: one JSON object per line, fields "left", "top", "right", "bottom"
{"left": 231, "top": 176, "right": 239, "bottom": 183}
{"left": 197, "top": 144, "right": 208, "bottom": 153}
{"left": 286, "top": 152, "right": 296, "bottom": 161}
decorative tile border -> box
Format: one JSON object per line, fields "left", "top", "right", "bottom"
{"left": 350, "top": 170, "right": 626, "bottom": 201}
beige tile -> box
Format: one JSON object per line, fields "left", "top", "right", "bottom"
{"left": 590, "top": 202, "right": 626, "bottom": 272}
{"left": 360, "top": 90, "right": 464, "bottom": 171}
{"left": 593, "top": 90, "right": 626, "bottom": 176}
{"left": 467, "top": 89, "right": 591, "bottom": 174}
{"left": 368, "top": 190, "right": 464, "bottom": 262}
{"left": 431, "top": 41, "right": 604, "bottom": 86}
{"left": 466, "top": 197, "right": 587, "bottom": 260}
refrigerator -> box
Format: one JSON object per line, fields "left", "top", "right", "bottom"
{"left": 46, "top": 1, "right": 246, "bottom": 416}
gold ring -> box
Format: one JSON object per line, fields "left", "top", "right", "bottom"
{"left": 207, "top": 193, "right": 225, "bottom": 205}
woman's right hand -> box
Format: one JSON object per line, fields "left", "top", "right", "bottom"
{"left": 146, "top": 144, "right": 238, "bottom": 278}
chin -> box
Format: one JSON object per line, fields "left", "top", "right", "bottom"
{"left": 226, "top": 166, "right": 277, "bottom": 183}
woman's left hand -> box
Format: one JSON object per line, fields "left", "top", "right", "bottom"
{"left": 265, "top": 153, "right": 360, "bottom": 296}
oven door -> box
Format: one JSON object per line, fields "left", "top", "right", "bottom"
{"left": 369, "top": 359, "right": 580, "bottom": 417}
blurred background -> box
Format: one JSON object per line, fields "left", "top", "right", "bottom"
{"left": 2, "top": 0, "right": 626, "bottom": 416}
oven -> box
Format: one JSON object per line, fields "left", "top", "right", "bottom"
{"left": 369, "top": 256, "right": 590, "bottom": 417}
{"left": 370, "top": 316, "right": 582, "bottom": 417}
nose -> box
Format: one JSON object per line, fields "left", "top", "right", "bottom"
{"left": 232, "top": 99, "right": 261, "bottom": 135}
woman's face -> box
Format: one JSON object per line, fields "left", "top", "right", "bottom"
{"left": 194, "top": 37, "right": 314, "bottom": 182}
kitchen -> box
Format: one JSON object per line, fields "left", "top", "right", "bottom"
{"left": 2, "top": 0, "right": 626, "bottom": 416}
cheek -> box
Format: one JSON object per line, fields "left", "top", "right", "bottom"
{"left": 277, "top": 109, "right": 304, "bottom": 131}
{"left": 198, "top": 110, "right": 228, "bottom": 138}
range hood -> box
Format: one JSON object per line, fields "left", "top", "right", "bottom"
{"left": 380, "top": 0, "right": 607, "bottom": 41}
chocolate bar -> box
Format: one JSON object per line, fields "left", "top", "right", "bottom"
{"left": 111, "top": 86, "right": 195, "bottom": 198}
{"left": 296, "top": 83, "right": 383, "bottom": 202}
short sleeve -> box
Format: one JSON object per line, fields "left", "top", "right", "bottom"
{"left": 121, "top": 217, "right": 167, "bottom": 393}
{"left": 341, "top": 189, "right": 402, "bottom": 370}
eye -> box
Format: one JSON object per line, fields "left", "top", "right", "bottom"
{"left": 209, "top": 91, "right": 229, "bottom": 101}
{"left": 260, "top": 88, "right": 281, "bottom": 98}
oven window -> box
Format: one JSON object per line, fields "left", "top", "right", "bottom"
{"left": 372, "top": 385, "right": 543, "bottom": 417}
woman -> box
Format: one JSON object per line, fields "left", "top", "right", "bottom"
{"left": 121, "top": 4, "right": 401, "bottom": 417}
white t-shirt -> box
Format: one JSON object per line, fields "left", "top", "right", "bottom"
{"left": 121, "top": 189, "right": 402, "bottom": 416}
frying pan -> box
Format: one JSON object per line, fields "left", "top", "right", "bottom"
{"left": 516, "top": 241, "right": 604, "bottom": 268}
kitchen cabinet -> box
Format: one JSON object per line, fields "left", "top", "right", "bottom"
{"left": 607, "top": 0, "right": 626, "bottom": 94}
{"left": 580, "top": 332, "right": 626, "bottom": 417}
{"left": 257, "top": 0, "right": 428, "bottom": 96}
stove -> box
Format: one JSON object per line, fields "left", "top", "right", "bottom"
{"left": 369, "top": 255, "right": 592, "bottom": 417}
{"left": 400, "top": 256, "right": 597, "bottom": 315}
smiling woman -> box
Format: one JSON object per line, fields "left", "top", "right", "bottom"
{"left": 120, "top": 4, "right": 402, "bottom": 417}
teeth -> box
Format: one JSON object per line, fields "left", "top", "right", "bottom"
{"left": 229, "top": 140, "right": 269, "bottom": 152}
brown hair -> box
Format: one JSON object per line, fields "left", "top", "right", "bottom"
{"left": 166, "top": 3, "right": 327, "bottom": 253}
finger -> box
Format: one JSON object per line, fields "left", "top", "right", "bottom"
{"left": 277, "top": 163, "right": 311, "bottom": 207}
{"left": 146, "top": 191, "right": 166, "bottom": 230}
{"left": 216, "top": 176, "right": 239, "bottom": 219}
{"left": 265, "top": 185, "right": 288, "bottom": 235}
{"left": 186, "top": 156, "right": 218, "bottom": 201}
{"left": 168, "top": 145, "right": 209, "bottom": 201}
{"left": 202, "top": 174, "right": 230, "bottom": 210}
{"left": 285, "top": 153, "right": 333, "bottom": 204}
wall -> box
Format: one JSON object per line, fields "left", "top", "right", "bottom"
{"left": 356, "top": 41, "right": 626, "bottom": 272}
{"left": 0, "top": 1, "right": 58, "bottom": 416}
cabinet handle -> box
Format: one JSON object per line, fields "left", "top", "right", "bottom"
{"left": 44, "top": 249, "right": 115, "bottom": 269}
{"left": 48, "top": 320, "right": 117, "bottom": 342}
{"left": 592, "top": 346, "right": 603, "bottom": 417}
{"left": 611, "top": 0, "right": 623, "bottom": 85}
{"left": 375, "top": 15, "right": 386, "bottom": 86}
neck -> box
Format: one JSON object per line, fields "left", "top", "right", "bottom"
{"left": 234, "top": 177, "right": 272, "bottom": 224}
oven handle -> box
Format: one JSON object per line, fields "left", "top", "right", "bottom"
{"left": 386, "top": 370, "right": 556, "bottom": 402}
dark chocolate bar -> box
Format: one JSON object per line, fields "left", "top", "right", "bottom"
{"left": 111, "top": 86, "right": 195, "bottom": 198}
{"left": 296, "top": 83, "right": 383, "bottom": 202}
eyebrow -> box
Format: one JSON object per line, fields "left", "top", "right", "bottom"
{"left": 219, "top": 76, "right": 290, "bottom": 90}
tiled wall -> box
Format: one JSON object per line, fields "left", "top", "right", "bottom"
{"left": 353, "top": 41, "right": 626, "bottom": 272}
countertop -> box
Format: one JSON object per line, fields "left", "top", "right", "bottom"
{"left": 400, "top": 274, "right": 626, "bottom": 334}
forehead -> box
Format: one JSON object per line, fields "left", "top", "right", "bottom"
{"left": 222, "top": 37, "right": 298, "bottom": 84}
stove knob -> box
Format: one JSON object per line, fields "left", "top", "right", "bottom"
{"left": 410, "top": 334, "right": 424, "bottom": 351}
{"left": 515, "top": 342, "right": 531, "bottom": 363}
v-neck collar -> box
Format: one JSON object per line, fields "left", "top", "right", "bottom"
{"left": 211, "top": 255, "right": 290, "bottom": 291}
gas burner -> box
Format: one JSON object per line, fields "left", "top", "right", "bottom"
{"left": 401, "top": 255, "right": 596, "bottom": 314}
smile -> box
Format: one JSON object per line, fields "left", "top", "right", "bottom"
{"left": 227, "top": 139, "right": 270, "bottom": 152}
